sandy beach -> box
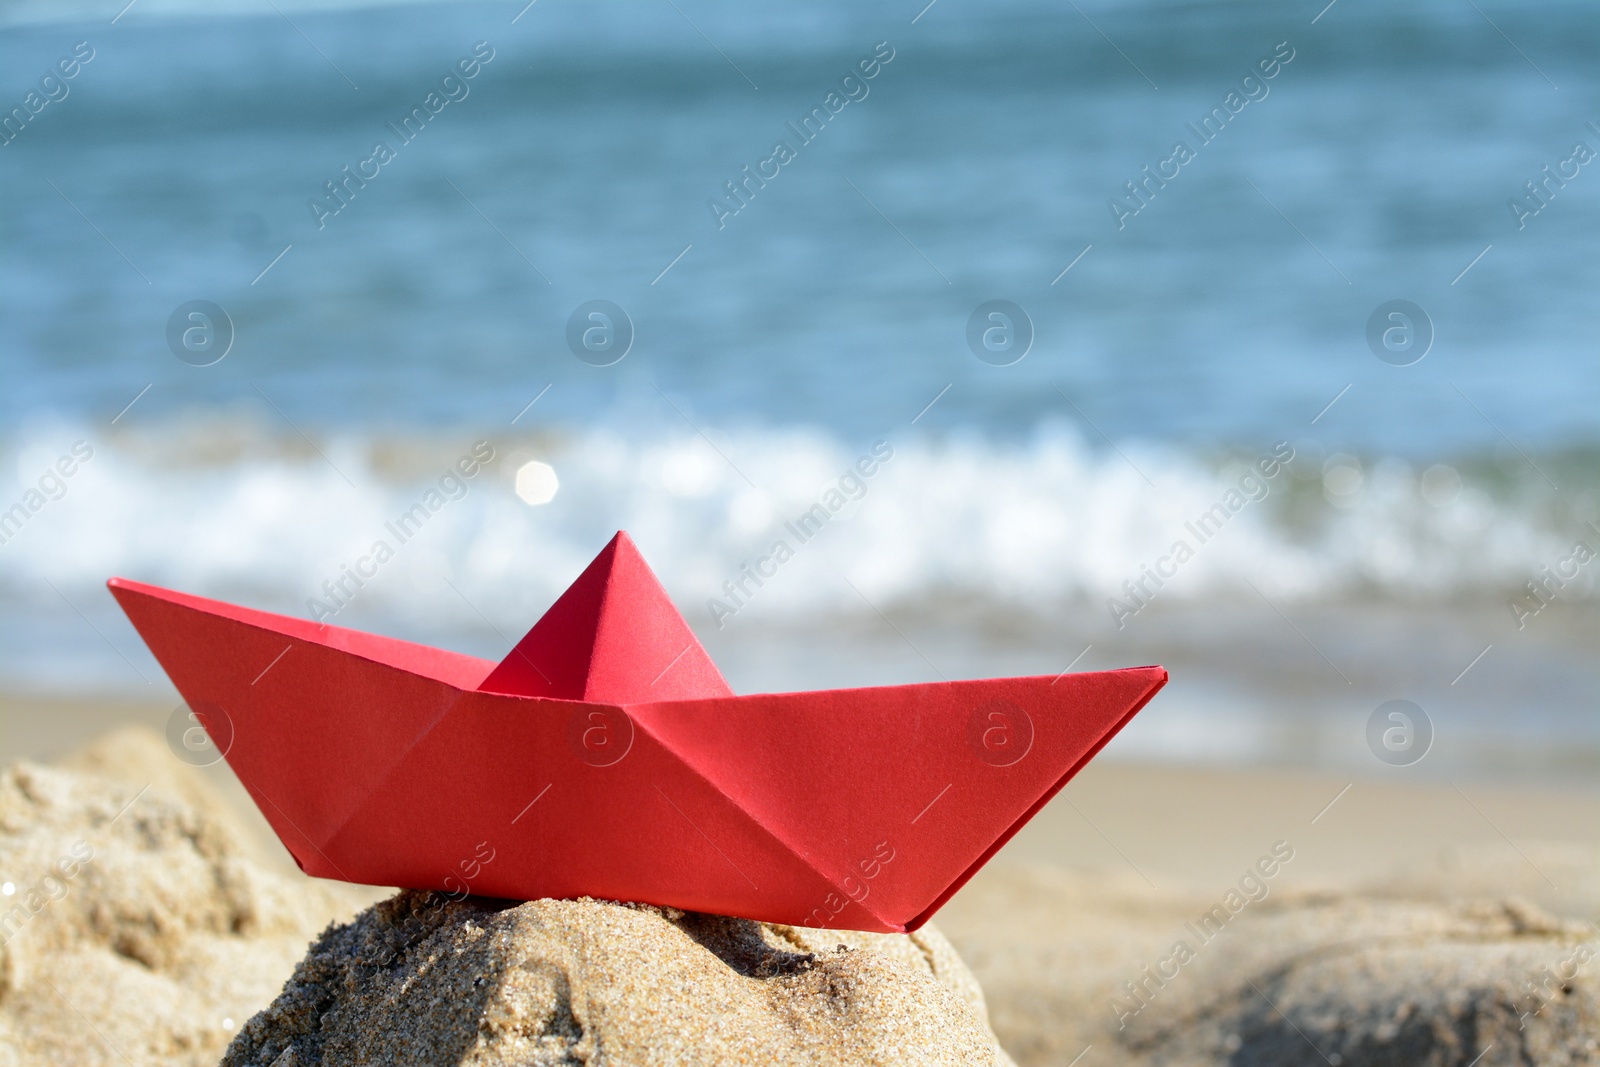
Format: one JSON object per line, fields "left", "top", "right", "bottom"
{"left": 5, "top": 692, "right": 1594, "bottom": 1065}
{"left": 939, "top": 761, "right": 1600, "bottom": 1064}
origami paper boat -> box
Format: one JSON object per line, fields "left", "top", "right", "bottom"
{"left": 109, "top": 532, "right": 1165, "bottom": 933}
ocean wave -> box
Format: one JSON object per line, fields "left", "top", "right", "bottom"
{"left": 1, "top": 419, "right": 1591, "bottom": 638}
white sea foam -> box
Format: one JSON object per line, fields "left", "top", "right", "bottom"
{"left": 0, "top": 420, "right": 1585, "bottom": 644}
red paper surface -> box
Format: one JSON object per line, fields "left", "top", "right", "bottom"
{"left": 109, "top": 531, "right": 1165, "bottom": 932}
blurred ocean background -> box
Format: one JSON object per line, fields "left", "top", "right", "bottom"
{"left": 0, "top": 0, "right": 1595, "bottom": 781}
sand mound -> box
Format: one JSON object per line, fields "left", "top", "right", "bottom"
{"left": 222, "top": 891, "right": 1014, "bottom": 1067}
{"left": 1120, "top": 896, "right": 1597, "bottom": 1067}
{"left": 0, "top": 738, "right": 369, "bottom": 1067}
{"left": 58, "top": 725, "right": 286, "bottom": 872}
{"left": 942, "top": 866, "right": 1599, "bottom": 1067}
{"left": 9, "top": 729, "right": 1009, "bottom": 1066}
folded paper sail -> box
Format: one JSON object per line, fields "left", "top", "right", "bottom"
{"left": 108, "top": 531, "right": 1165, "bottom": 933}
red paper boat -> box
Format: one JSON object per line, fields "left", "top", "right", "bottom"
{"left": 108, "top": 532, "right": 1165, "bottom": 933}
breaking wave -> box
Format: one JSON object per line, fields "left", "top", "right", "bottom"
{"left": 1, "top": 417, "right": 1591, "bottom": 645}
